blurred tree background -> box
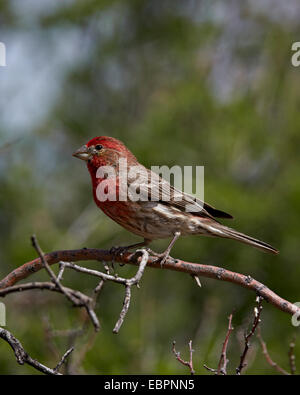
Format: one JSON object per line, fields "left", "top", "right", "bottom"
{"left": 0, "top": 0, "right": 300, "bottom": 374}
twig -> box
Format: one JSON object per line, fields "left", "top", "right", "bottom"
{"left": 53, "top": 347, "right": 74, "bottom": 373}
{"left": 257, "top": 327, "right": 290, "bottom": 375}
{"left": 31, "top": 236, "right": 100, "bottom": 331}
{"left": 0, "top": 281, "right": 93, "bottom": 302}
{"left": 203, "top": 364, "right": 217, "bottom": 373}
{"left": 172, "top": 340, "right": 195, "bottom": 375}
{"left": 0, "top": 328, "right": 72, "bottom": 375}
{"left": 0, "top": 281, "right": 100, "bottom": 333}
{"left": 52, "top": 249, "right": 149, "bottom": 334}
{"left": 57, "top": 262, "right": 67, "bottom": 282}
{"left": 113, "top": 249, "right": 149, "bottom": 333}
{"left": 0, "top": 247, "right": 297, "bottom": 319}
{"left": 113, "top": 285, "right": 132, "bottom": 334}
{"left": 31, "top": 236, "right": 79, "bottom": 306}
{"left": 236, "top": 296, "right": 263, "bottom": 375}
{"left": 192, "top": 275, "right": 202, "bottom": 287}
{"left": 217, "top": 313, "right": 234, "bottom": 375}
{"left": 0, "top": 248, "right": 149, "bottom": 335}
{"left": 288, "top": 337, "right": 297, "bottom": 375}
{"left": 94, "top": 280, "right": 105, "bottom": 295}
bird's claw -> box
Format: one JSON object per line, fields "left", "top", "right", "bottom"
{"left": 109, "top": 246, "right": 130, "bottom": 268}
{"left": 159, "top": 256, "right": 168, "bottom": 267}
{"left": 144, "top": 248, "right": 171, "bottom": 267}
{"left": 146, "top": 248, "right": 161, "bottom": 257}
{"left": 109, "top": 246, "right": 129, "bottom": 257}
{"left": 154, "top": 253, "right": 170, "bottom": 267}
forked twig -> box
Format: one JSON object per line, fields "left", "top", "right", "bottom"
{"left": 217, "top": 313, "right": 234, "bottom": 375}
{"left": 236, "top": 296, "right": 263, "bottom": 375}
{"left": 0, "top": 328, "right": 73, "bottom": 375}
{"left": 203, "top": 313, "right": 234, "bottom": 375}
{"left": 172, "top": 340, "right": 195, "bottom": 375}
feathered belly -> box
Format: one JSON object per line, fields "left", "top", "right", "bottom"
{"left": 97, "top": 200, "right": 205, "bottom": 240}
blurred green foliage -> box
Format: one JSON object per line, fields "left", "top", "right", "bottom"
{"left": 1, "top": 0, "right": 300, "bottom": 374}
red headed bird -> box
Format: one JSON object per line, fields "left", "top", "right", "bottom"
{"left": 73, "top": 136, "right": 278, "bottom": 263}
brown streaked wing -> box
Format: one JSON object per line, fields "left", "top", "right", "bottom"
{"left": 127, "top": 166, "right": 232, "bottom": 221}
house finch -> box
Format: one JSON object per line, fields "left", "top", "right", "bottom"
{"left": 73, "top": 136, "right": 278, "bottom": 262}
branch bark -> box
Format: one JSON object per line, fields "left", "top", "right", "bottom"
{"left": 0, "top": 328, "right": 73, "bottom": 375}
{"left": 0, "top": 247, "right": 299, "bottom": 318}
{"left": 172, "top": 340, "right": 195, "bottom": 375}
{"left": 217, "top": 313, "right": 234, "bottom": 375}
{"left": 236, "top": 296, "right": 263, "bottom": 375}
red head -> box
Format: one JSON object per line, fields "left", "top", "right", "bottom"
{"left": 73, "top": 136, "right": 137, "bottom": 172}
{"left": 73, "top": 136, "right": 139, "bottom": 205}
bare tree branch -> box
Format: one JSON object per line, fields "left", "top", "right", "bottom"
{"left": 31, "top": 235, "right": 80, "bottom": 307}
{"left": 236, "top": 296, "right": 263, "bottom": 375}
{"left": 0, "top": 245, "right": 151, "bottom": 375}
{"left": 172, "top": 340, "right": 195, "bottom": 375}
{"left": 53, "top": 347, "right": 74, "bottom": 374}
{"left": 0, "top": 328, "right": 72, "bottom": 375}
{"left": 0, "top": 245, "right": 149, "bottom": 336}
{"left": 0, "top": 280, "right": 100, "bottom": 332}
{"left": 203, "top": 313, "right": 234, "bottom": 375}
{"left": 217, "top": 313, "right": 234, "bottom": 375}
{"left": 1, "top": 238, "right": 297, "bottom": 375}
{"left": 0, "top": 247, "right": 298, "bottom": 318}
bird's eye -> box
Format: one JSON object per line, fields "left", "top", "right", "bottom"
{"left": 95, "top": 144, "right": 103, "bottom": 151}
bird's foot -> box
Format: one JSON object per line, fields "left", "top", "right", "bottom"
{"left": 109, "top": 242, "right": 149, "bottom": 267}
{"left": 109, "top": 246, "right": 131, "bottom": 268}
{"left": 109, "top": 245, "right": 130, "bottom": 257}
{"left": 152, "top": 251, "right": 172, "bottom": 267}
{"left": 143, "top": 248, "right": 167, "bottom": 265}
{"left": 109, "top": 239, "right": 150, "bottom": 258}
{"left": 144, "top": 248, "right": 161, "bottom": 257}
{"left": 152, "top": 232, "right": 181, "bottom": 267}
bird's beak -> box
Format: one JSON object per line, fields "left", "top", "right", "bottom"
{"left": 72, "top": 145, "right": 91, "bottom": 161}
